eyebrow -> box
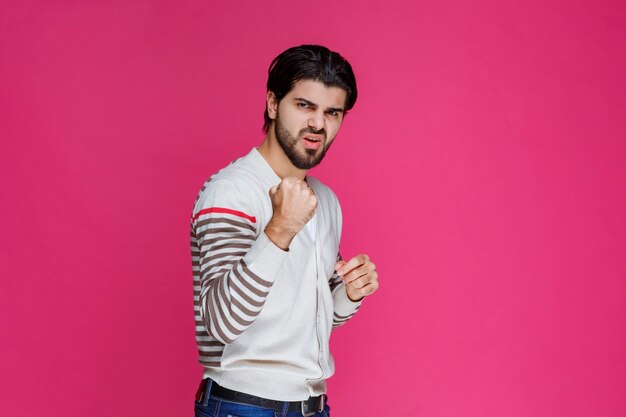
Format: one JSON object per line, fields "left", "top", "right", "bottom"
{"left": 294, "top": 97, "right": 345, "bottom": 113}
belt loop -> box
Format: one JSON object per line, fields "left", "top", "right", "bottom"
{"left": 280, "top": 400, "right": 289, "bottom": 417}
{"left": 202, "top": 378, "right": 213, "bottom": 407}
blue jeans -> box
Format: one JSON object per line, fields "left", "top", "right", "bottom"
{"left": 194, "top": 379, "right": 331, "bottom": 417}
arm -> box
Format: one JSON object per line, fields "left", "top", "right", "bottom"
{"left": 192, "top": 180, "right": 288, "bottom": 344}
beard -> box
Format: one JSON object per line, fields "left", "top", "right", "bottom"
{"left": 274, "top": 112, "right": 332, "bottom": 170}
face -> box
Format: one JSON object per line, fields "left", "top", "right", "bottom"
{"left": 268, "top": 79, "right": 347, "bottom": 170}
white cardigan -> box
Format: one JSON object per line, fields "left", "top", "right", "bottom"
{"left": 190, "top": 147, "right": 362, "bottom": 401}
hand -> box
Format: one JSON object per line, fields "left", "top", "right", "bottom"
{"left": 264, "top": 177, "right": 317, "bottom": 250}
{"left": 335, "top": 254, "right": 379, "bottom": 302}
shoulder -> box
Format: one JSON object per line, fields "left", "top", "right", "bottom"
{"left": 210, "top": 152, "right": 263, "bottom": 186}
{"left": 199, "top": 149, "right": 270, "bottom": 194}
{"left": 193, "top": 155, "right": 266, "bottom": 220}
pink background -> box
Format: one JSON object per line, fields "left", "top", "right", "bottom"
{"left": 1, "top": 1, "right": 625, "bottom": 416}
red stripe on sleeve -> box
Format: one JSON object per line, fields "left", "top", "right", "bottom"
{"left": 192, "top": 207, "right": 257, "bottom": 223}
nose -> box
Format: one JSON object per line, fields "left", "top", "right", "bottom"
{"left": 308, "top": 111, "right": 324, "bottom": 131}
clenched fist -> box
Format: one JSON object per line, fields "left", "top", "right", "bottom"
{"left": 264, "top": 177, "right": 317, "bottom": 250}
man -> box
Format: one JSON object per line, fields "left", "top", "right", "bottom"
{"left": 190, "top": 45, "right": 379, "bottom": 417}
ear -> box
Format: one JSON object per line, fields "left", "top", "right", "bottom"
{"left": 266, "top": 90, "right": 278, "bottom": 120}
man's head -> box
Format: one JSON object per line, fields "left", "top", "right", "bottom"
{"left": 263, "top": 45, "right": 358, "bottom": 170}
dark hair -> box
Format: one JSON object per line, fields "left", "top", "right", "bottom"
{"left": 263, "top": 44, "right": 358, "bottom": 133}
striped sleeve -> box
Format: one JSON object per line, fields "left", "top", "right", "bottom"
{"left": 191, "top": 179, "right": 288, "bottom": 344}
{"left": 328, "top": 252, "right": 363, "bottom": 329}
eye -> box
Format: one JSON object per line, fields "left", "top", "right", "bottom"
{"left": 327, "top": 110, "right": 338, "bottom": 117}
{"left": 297, "top": 102, "right": 309, "bottom": 108}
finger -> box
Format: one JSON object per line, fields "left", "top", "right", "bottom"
{"left": 269, "top": 185, "right": 277, "bottom": 196}
{"left": 348, "top": 280, "right": 378, "bottom": 297}
{"left": 334, "top": 260, "right": 346, "bottom": 271}
{"left": 347, "top": 275, "right": 368, "bottom": 290}
{"left": 342, "top": 264, "right": 370, "bottom": 284}
{"left": 347, "top": 270, "right": 378, "bottom": 289}
{"left": 336, "top": 254, "right": 369, "bottom": 276}
{"left": 358, "top": 281, "right": 379, "bottom": 296}
{"left": 340, "top": 259, "right": 375, "bottom": 283}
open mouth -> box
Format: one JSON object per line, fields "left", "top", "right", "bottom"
{"left": 302, "top": 136, "right": 322, "bottom": 149}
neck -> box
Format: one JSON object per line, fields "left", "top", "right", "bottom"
{"left": 257, "top": 131, "right": 308, "bottom": 181}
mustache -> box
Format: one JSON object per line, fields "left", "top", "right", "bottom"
{"left": 299, "top": 127, "right": 326, "bottom": 139}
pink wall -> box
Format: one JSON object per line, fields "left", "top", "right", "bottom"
{"left": 2, "top": 1, "right": 625, "bottom": 416}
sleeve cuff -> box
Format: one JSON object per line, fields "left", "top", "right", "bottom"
{"left": 242, "top": 229, "right": 289, "bottom": 281}
{"left": 332, "top": 282, "right": 363, "bottom": 316}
